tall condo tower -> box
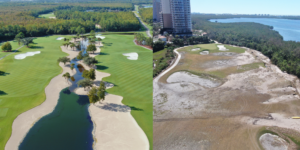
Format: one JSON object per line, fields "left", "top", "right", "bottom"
{"left": 153, "top": 0, "right": 161, "bottom": 22}
{"left": 160, "top": 0, "right": 192, "bottom": 37}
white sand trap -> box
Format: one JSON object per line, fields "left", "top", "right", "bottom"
{"left": 14, "top": 51, "right": 40, "bottom": 59}
{"left": 56, "top": 37, "right": 65, "bottom": 40}
{"left": 123, "top": 52, "right": 138, "bottom": 60}
{"left": 217, "top": 45, "right": 229, "bottom": 51}
{"left": 191, "top": 48, "right": 200, "bottom": 51}
{"left": 96, "top": 34, "right": 105, "bottom": 39}
{"left": 200, "top": 51, "right": 209, "bottom": 55}
{"left": 167, "top": 71, "right": 221, "bottom": 88}
{"left": 259, "top": 133, "right": 288, "bottom": 150}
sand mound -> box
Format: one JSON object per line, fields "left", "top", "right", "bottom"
{"left": 56, "top": 37, "right": 64, "bottom": 40}
{"left": 14, "top": 51, "right": 40, "bottom": 59}
{"left": 123, "top": 52, "right": 138, "bottom": 60}
{"left": 167, "top": 71, "right": 221, "bottom": 88}
{"left": 259, "top": 133, "right": 288, "bottom": 150}
{"left": 191, "top": 48, "right": 200, "bottom": 51}
{"left": 96, "top": 34, "right": 105, "bottom": 39}
{"left": 200, "top": 51, "right": 209, "bottom": 55}
{"left": 217, "top": 45, "right": 229, "bottom": 51}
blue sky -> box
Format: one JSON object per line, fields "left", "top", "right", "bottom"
{"left": 191, "top": 0, "right": 300, "bottom": 16}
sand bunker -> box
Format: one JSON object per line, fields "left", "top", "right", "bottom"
{"left": 191, "top": 48, "right": 200, "bottom": 51}
{"left": 14, "top": 51, "right": 40, "bottom": 59}
{"left": 200, "top": 51, "right": 209, "bottom": 55}
{"left": 217, "top": 45, "right": 229, "bottom": 51}
{"left": 259, "top": 133, "right": 288, "bottom": 150}
{"left": 95, "top": 34, "right": 105, "bottom": 39}
{"left": 56, "top": 37, "right": 65, "bottom": 40}
{"left": 123, "top": 52, "right": 138, "bottom": 60}
{"left": 167, "top": 71, "right": 221, "bottom": 88}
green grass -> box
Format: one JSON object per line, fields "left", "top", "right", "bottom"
{"left": 0, "top": 108, "right": 9, "bottom": 117}
{"left": 153, "top": 48, "right": 167, "bottom": 60}
{"left": 0, "top": 41, "right": 23, "bottom": 58}
{"left": 38, "top": 12, "right": 55, "bottom": 18}
{"left": 183, "top": 43, "right": 245, "bottom": 54}
{"left": 96, "top": 33, "right": 153, "bottom": 150}
{"left": 0, "top": 35, "right": 68, "bottom": 149}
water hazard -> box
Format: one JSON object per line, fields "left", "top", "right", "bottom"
{"left": 19, "top": 40, "right": 93, "bottom": 150}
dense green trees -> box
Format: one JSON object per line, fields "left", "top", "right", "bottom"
{"left": 0, "top": 2, "right": 138, "bottom": 40}
{"left": 57, "top": 57, "right": 71, "bottom": 65}
{"left": 15, "top": 32, "right": 25, "bottom": 45}
{"left": 77, "top": 78, "right": 93, "bottom": 91}
{"left": 88, "top": 82, "right": 106, "bottom": 104}
{"left": 82, "top": 69, "right": 96, "bottom": 80}
{"left": 87, "top": 44, "right": 97, "bottom": 54}
{"left": 134, "top": 33, "right": 152, "bottom": 47}
{"left": 83, "top": 57, "right": 98, "bottom": 67}
{"left": 192, "top": 14, "right": 300, "bottom": 78}
{"left": 1, "top": 42, "right": 12, "bottom": 52}
{"left": 55, "top": 10, "right": 141, "bottom": 31}
{"left": 139, "top": 7, "right": 153, "bottom": 24}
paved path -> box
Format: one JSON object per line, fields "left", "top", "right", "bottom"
{"left": 0, "top": 45, "right": 25, "bottom": 61}
{"left": 133, "top": 11, "right": 152, "bottom": 38}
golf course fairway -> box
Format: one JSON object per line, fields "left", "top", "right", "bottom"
{"left": 97, "top": 33, "right": 153, "bottom": 150}
{"left": 0, "top": 35, "right": 69, "bottom": 149}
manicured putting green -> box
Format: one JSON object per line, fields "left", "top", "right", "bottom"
{"left": 97, "top": 33, "right": 153, "bottom": 150}
{"left": 0, "top": 35, "right": 69, "bottom": 149}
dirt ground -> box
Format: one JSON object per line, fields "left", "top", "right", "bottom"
{"left": 153, "top": 44, "right": 300, "bottom": 150}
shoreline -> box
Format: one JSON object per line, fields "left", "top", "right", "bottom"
{"left": 66, "top": 41, "right": 150, "bottom": 150}
{"left": 5, "top": 46, "right": 77, "bottom": 150}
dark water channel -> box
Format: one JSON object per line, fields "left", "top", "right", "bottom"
{"left": 19, "top": 40, "right": 93, "bottom": 150}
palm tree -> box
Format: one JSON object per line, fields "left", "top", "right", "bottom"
{"left": 97, "top": 38, "right": 101, "bottom": 45}
{"left": 62, "top": 72, "right": 71, "bottom": 83}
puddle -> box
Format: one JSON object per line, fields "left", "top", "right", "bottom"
{"left": 259, "top": 133, "right": 288, "bottom": 150}
{"left": 14, "top": 51, "right": 40, "bottom": 60}
{"left": 167, "top": 71, "right": 221, "bottom": 88}
{"left": 123, "top": 52, "right": 138, "bottom": 60}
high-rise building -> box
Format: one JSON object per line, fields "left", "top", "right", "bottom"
{"left": 160, "top": 0, "right": 192, "bottom": 37}
{"left": 153, "top": 0, "right": 161, "bottom": 22}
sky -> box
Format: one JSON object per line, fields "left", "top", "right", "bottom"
{"left": 191, "top": 0, "right": 300, "bottom": 16}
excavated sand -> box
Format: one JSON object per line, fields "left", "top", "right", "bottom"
{"left": 200, "top": 51, "right": 209, "bottom": 55}
{"left": 153, "top": 45, "right": 300, "bottom": 149}
{"left": 217, "top": 45, "right": 229, "bottom": 51}
{"left": 259, "top": 133, "right": 288, "bottom": 150}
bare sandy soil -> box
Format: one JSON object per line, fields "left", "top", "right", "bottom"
{"left": 259, "top": 133, "right": 288, "bottom": 150}
{"left": 153, "top": 45, "right": 300, "bottom": 149}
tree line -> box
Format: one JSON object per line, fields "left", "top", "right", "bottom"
{"left": 139, "top": 7, "right": 153, "bottom": 25}
{"left": 192, "top": 14, "right": 300, "bottom": 78}
{"left": 0, "top": 2, "right": 137, "bottom": 41}
{"left": 55, "top": 10, "right": 141, "bottom": 31}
